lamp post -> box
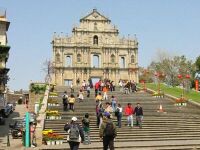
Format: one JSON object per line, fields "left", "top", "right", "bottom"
{"left": 177, "top": 74, "right": 190, "bottom": 100}
{"left": 154, "top": 72, "right": 165, "bottom": 94}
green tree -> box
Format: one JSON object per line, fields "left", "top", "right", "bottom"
{"left": 195, "top": 56, "right": 200, "bottom": 71}
{"left": 148, "top": 50, "right": 194, "bottom": 87}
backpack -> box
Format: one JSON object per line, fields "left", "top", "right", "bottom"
{"left": 115, "top": 108, "right": 120, "bottom": 116}
{"left": 104, "top": 122, "right": 115, "bottom": 137}
{"left": 63, "top": 94, "right": 68, "bottom": 102}
{"left": 69, "top": 124, "right": 80, "bottom": 141}
{"left": 82, "top": 118, "right": 89, "bottom": 127}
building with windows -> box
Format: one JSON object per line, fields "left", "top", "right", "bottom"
{"left": 52, "top": 9, "right": 138, "bottom": 86}
{"left": 0, "top": 10, "right": 10, "bottom": 110}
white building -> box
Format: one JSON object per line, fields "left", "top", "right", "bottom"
{"left": 52, "top": 9, "right": 138, "bottom": 86}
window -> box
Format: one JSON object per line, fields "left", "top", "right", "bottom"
{"left": 77, "top": 54, "right": 81, "bottom": 62}
{"left": 111, "top": 54, "right": 115, "bottom": 63}
{"left": 131, "top": 55, "right": 135, "bottom": 63}
{"left": 120, "top": 57, "right": 125, "bottom": 68}
{"left": 66, "top": 55, "right": 72, "bottom": 67}
{"left": 93, "top": 35, "right": 98, "bottom": 45}
{"left": 92, "top": 55, "right": 99, "bottom": 68}
{"left": 94, "top": 22, "right": 97, "bottom": 30}
{"left": 64, "top": 79, "right": 72, "bottom": 86}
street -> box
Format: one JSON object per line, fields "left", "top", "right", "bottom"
{"left": 0, "top": 104, "right": 27, "bottom": 149}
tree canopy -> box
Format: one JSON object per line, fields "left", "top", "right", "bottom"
{"left": 148, "top": 50, "right": 193, "bottom": 86}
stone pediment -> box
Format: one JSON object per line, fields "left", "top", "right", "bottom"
{"left": 80, "top": 9, "right": 110, "bottom": 22}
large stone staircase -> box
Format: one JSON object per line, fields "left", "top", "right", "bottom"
{"left": 42, "top": 87, "right": 200, "bottom": 149}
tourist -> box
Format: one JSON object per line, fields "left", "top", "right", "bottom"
{"left": 119, "top": 80, "right": 123, "bottom": 92}
{"left": 134, "top": 103, "right": 143, "bottom": 128}
{"left": 116, "top": 104, "right": 123, "bottom": 128}
{"left": 82, "top": 113, "right": 91, "bottom": 144}
{"left": 124, "top": 103, "right": 134, "bottom": 127}
{"left": 104, "top": 102, "right": 113, "bottom": 118}
{"left": 30, "top": 122, "right": 37, "bottom": 147}
{"left": 95, "top": 82, "right": 100, "bottom": 97}
{"left": 68, "top": 94, "right": 76, "bottom": 111}
{"left": 103, "top": 86, "right": 108, "bottom": 100}
{"left": 76, "top": 78, "right": 80, "bottom": 86}
{"left": 99, "top": 114, "right": 117, "bottom": 150}
{"left": 78, "top": 89, "right": 84, "bottom": 102}
{"left": 70, "top": 82, "right": 74, "bottom": 93}
{"left": 100, "top": 81, "right": 104, "bottom": 91}
{"left": 96, "top": 102, "right": 104, "bottom": 127}
{"left": 111, "top": 95, "right": 117, "bottom": 111}
{"left": 64, "top": 117, "right": 84, "bottom": 150}
{"left": 95, "top": 92, "right": 103, "bottom": 103}
{"left": 131, "top": 80, "right": 137, "bottom": 93}
{"left": 99, "top": 112, "right": 104, "bottom": 129}
{"left": 62, "top": 91, "right": 68, "bottom": 111}
{"left": 86, "top": 85, "right": 90, "bottom": 98}
{"left": 82, "top": 80, "right": 86, "bottom": 90}
{"left": 111, "top": 81, "right": 115, "bottom": 91}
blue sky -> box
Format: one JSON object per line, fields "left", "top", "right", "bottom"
{"left": 1, "top": 0, "right": 200, "bottom": 90}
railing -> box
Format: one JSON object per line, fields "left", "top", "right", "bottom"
{"left": 35, "top": 85, "right": 50, "bottom": 146}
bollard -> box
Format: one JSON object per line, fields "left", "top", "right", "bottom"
{"left": 7, "top": 133, "right": 10, "bottom": 147}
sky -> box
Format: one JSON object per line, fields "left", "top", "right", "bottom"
{"left": 0, "top": 0, "right": 200, "bottom": 90}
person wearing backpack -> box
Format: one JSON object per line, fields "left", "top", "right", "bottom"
{"left": 64, "top": 117, "right": 84, "bottom": 150}
{"left": 99, "top": 114, "right": 117, "bottom": 150}
{"left": 63, "top": 91, "right": 68, "bottom": 111}
{"left": 82, "top": 113, "right": 91, "bottom": 145}
{"left": 116, "top": 104, "right": 123, "bottom": 128}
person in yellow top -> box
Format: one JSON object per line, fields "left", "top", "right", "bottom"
{"left": 68, "top": 94, "right": 76, "bottom": 111}
{"left": 95, "top": 92, "right": 103, "bottom": 102}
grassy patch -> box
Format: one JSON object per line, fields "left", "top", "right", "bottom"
{"left": 140, "top": 83, "right": 200, "bottom": 103}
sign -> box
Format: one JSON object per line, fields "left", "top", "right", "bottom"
{"left": 195, "top": 80, "right": 199, "bottom": 91}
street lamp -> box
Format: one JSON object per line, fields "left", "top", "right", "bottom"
{"left": 154, "top": 72, "right": 165, "bottom": 95}
{"left": 177, "top": 74, "right": 190, "bottom": 100}
{"left": 140, "top": 69, "right": 149, "bottom": 91}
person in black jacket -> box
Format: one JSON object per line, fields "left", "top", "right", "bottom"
{"left": 134, "top": 103, "right": 143, "bottom": 128}
{"left": 64, "top": 117, "right": 84, "bottom": 150}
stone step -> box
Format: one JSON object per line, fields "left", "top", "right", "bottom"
{"left": 44, "top": 87, "right": 200, "bottom": 149}
{"left": 58, "top": 136, "right": 200, "bottom": 142}
{"left": 40, "top": 142, "right": 200, "bottom": 150}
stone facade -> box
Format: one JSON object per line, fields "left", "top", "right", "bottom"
{"left": 0, "top": 10, "right": 10, "bottom": 109}
{"left": 52, "top": 9, "right": 138, "bottom": 86}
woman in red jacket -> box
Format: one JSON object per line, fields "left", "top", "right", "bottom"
{"left": 124, "top": 103, "right": 134, "bottom": 127}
